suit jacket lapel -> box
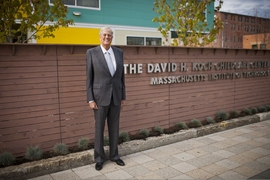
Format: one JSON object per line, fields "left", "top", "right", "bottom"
{"left": 112, "top": 47, "right": 120, "bottom": 75}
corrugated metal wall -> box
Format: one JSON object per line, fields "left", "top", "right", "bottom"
{"left": 0, "top": 44, "right": 269, "bottom": 156}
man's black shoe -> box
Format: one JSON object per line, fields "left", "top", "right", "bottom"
{"left": 112, "top": 159, "right": 125, "bottom": 166}
{"left": 95, "top": 162, "right": 103, "bottom": 171}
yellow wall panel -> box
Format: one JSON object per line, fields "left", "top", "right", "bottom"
{"left": 37, "top": 27, "right": 100, "bottom": 44}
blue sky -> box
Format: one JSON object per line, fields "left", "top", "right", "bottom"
{"left": 215, "top": 0, "right": 270, "bottom": 18}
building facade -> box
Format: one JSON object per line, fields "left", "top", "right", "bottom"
{"left": 210, "top": 11, "right": 270, "bottom": 49}
{"left": 243, "top": 33, "right": 270, "bottom": 49}
{"left": 34, "top": 0, "right": 215, "bottom": 46}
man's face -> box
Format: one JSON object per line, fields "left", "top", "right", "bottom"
{"left": 100, "top": 29, "right": 113, "bottom": 47}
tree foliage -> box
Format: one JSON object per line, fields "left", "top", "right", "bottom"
{"left": 0, "top": 0, "right": 74, "bottom": 43}
{"left": 152, "top": 0, "right": 223, "bottom": 46}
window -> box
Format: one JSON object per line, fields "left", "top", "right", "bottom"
{"left": 252, "top": 44, "right": 258, "bottom": 49}
{"left": 50, "top": 0, "right": 99, "bottom": 9}
{"left": 127, "top": 37, "right": 144, "bottom": 45}
{"left": 127, "top": 36, "right": 162, "bottom": 46}
{"left": 238, "top": 16, "right": 242, "bottom": 22}
{"left": 260, "top": 44, "right": 266, "bottom": 49}
{"left": 146, "top": 37, "right": 161, "bottom": 46}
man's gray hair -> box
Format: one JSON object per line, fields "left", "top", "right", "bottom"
{"left": 99, "top": 27, "right": 113, "bottom": 36}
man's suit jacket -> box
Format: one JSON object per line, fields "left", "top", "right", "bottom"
{"left": 86, "top": 46, "right": 126, "bottom": 106}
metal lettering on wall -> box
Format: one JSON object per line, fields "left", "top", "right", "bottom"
{"left": 124, "top": 61, "right": 270, "bottom": 85}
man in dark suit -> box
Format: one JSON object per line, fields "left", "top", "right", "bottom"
{"left": 86, "top": 27, "right": 126, "bottom": 171}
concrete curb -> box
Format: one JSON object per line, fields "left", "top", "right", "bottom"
{"left": 1, "top": 112, "right": 269, "bottom": 180}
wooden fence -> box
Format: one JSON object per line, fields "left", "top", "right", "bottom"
{"left": 0, "top": 44, "right": 269, "bottom": 156}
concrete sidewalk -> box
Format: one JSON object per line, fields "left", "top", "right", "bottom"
{"left": 29, "top": 120, "right": 270, "bottom": 180}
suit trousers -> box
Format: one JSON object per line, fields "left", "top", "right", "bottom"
{"left": 93, "top": 100, "right": 121, "bottom": 163}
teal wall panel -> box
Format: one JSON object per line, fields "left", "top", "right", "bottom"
{"left": 67, "top": 0, "right": 215, "bottom": 29}
{"left": 67, "top": 0, "right": 158, "bottom": 28}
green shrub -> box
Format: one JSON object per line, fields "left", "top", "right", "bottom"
{"left": 215, "top": 111, "right": 228, "bottom": 122}
{"left": 78, "top": 138, "right": 89, "bottom": 150}
{"left": 242, "top": 108, "right": 252, "bottom": 115}
{"left": 189, "top": 119, "right": 203, "bottom": 127}
{"left": 139, "top": 129, "right": 150, "bottom": 137}
{"left": 25, "top": 145, "right": 43, "bottom": 161}
{"left": 206, "top": 117, "right": 215, "bottom": 124}
{"left": 257, "top": 106, "right": 267, "bottom": 113}
{"left": 119, "top": 132, "right": 130, "bottom": 142}
{"left": 0, "top": 152, "right": 15, "bottom": 167}
{"left": 175, "top": 122, "right": 189, "bottom": 129}
{"left": 153, "top": 126, "right": 164, "bottom": 134}
{"left": 265, "top": 105, "right": 270, "bottom": 111}
{"left": 229, "top": 110, "right": 239, "bottom": 119}
{"left": 104, "top": 136, "right": 109, "bottom": 146}
{"left": 53, "top": 143, "right": 69, "bottom": 155}
{"left": 250, "top": 107, "right": 258, "bottom": 114}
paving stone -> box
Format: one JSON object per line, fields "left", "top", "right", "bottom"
{"left": 198, "top": 153, "right": 224, "bottom": 164}
{"left": 239, "top": 150, "right": 264, "bottom": 160}
{"left": 171, "top": 174, "right": 193, "bottom": 179}
{"left": 171, "top": 162, "right": 197, "bottom": 173}
{"left": 255, "top": 137, "right": 270, "bottom": 144}
{"left": 224, "top": 143, "right": 256, "bottom": 154}
{"left": 256, "top": 156, "right": 270, "bottom": 165}
{"left": 119, "top": 156, "right": 138, "bottom": 168}
{"left": 213, "top": 149, "right": 236, "bottom": 158}
{"left": 250, "top": 147, "right": 270, "bottom": 155}
{"left": 208, "top": 175, "right": 225, "bottom": 180}
{"left": 185, "top": 148, "right": 209, "bottom": 157}
{"left": 136, "top": 172, "right": 165, "bottom": 180}
{"left": 155, "top": 145, "right": 182, "bottom": 155}
{"left": 185, "top": 156, "right": 212, "bottom": 168}
{"left": 154, "top": 166, "right": 182, "bottom": 179}
{"left": 172, "top": 152, "right": 196, "bottom": 161}
{"left": 260, "top": 143, "right": 270, "bottom": 150}
{"left": 170, "top": 141, "right": 196, "bottom": 151}
{"left": 126, "top": 152, "right": 154, "bottom": 164}
{"left": 233, "top": 166, "right": 259, "bottom": 178}
{"left": 215, "top": 159, "right": 240, "bottom": 170}
{"left": 104, "top": 169, "right": 133, "bottom": 180}
{"left": 244, "top": 160, "right": 269, "bottom": 173}
{"left": 72, "top": 164, "right": 102, "bottom": 179}
{"left": 200, "top": 144, "right": 221, "bottom": 152}
{"left": 184, "top": 139, "right": 206, "bottom": 148}
{"left": 50, "top": 170, "right": 81, "bottom": 180}
{"left": 219, "top": 171, "right": 247, "bottom": 180}
{"left": 208, "top": 135, "right": 227, "bottom": 141}
{"left": 218, "top": 130, "right": 244, "bottom": 138}
{"left": 186, "top": 168, "right": 215, "bottom": 179}
{"left": 193, "top": 137, "right": 218, "bottom": 145}
{"left": 211, "top": 140, "right": 236, "bottom": 149}
{"left": 125, "top": 164, "right": 151, "bottom": 177}
{"left": 84, "top": 174, "right": 109, "bottom": 180}
{"left": 232, "top": 136, "right": 250, "bottom": 142}
{"left": 143, "top": 149, "right": 169, "bottom": 159}
{"left": 142, "top": 160, "right": 167, "bottom": 171}
{"left": 157, "top": 155, "right": 183, "bottom": 166}
{"left": 228, "top": 154, "right": 254, "bottom": 165}
{"left": 202, "top": 163, "right": 228, "bottom": 176}
{"left": 235, "top": 128, "right": 254, "bottom": 133}
{"left": 245, "top": 139, "right": 265, "bottom": 147}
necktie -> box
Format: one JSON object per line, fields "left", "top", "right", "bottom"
{"left": 105, "top": 52, "right": 115, "bottom": 76}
